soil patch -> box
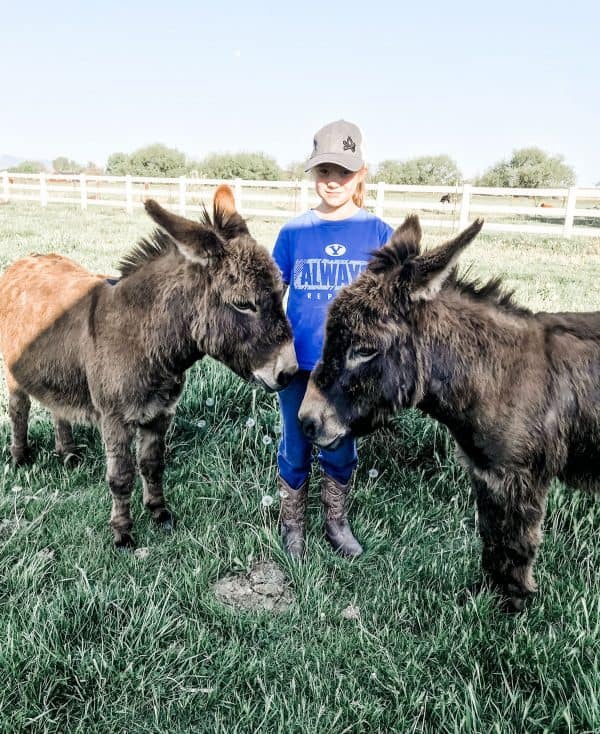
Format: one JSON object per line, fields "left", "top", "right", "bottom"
{"left": 213, "top": 561, "right": 294, "bottom": 613}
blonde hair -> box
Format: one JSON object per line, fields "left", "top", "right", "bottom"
{"left": 353, "top": 177, "right": 366, "bottom": 208}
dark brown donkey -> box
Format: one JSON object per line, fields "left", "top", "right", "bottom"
{"left": 299, "top": 215, "right": 600, "bottom": 612}
{"left": 0, "top": 186, "right": 297, "bottom": 547}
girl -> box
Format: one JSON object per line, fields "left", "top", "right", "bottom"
{"left": 272, "top": 120, "right": 393, "bottom": 559}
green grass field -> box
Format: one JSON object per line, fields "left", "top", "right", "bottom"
{"left": 0, "top": 202, "right": 599, "bottom": 733}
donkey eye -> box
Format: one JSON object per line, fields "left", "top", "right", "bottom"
{"left": 350, "top": 347, "right": 379, "bottom": 361}
{"left": 232, "top": 301, "right": 257, "bottom": 314}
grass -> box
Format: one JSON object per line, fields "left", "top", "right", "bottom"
{"left": 0, "top": 202, "right": 599, "bottom": 733}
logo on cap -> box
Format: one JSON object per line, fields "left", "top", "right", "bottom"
{"left": 343, "top": 136, "right": 356, "bottom": 153}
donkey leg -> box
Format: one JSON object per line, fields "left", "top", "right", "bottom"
{"left": 53, "top": 415, "right": 80, "bottom": 467}
{"left": 137, "top": 414, "right": 175, "bottom": 531}
{"left": 8, "top": 389, "right": 32, "bottom": 465}
{"left": 102, "top": 417, "right": 137, "bottom": 549}
{"left": 473, "top": 473, "right": 549, "bottom": 613}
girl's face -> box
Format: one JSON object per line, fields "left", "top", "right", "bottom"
{"left": 313, "top": 164, "right": 365, "bottom": 210}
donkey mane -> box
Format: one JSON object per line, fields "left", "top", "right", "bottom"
{"left": 119, "top": 229, "right": 177, "bottom": 278}
{"left": 449, "top": 271, "right": 532, "bottom": 317}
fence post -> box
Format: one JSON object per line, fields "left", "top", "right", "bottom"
{"left": 125, "top": 175, "right": 133, "bottom": 214}
{"left": 459, "top": 183, "right": 471, "bottom": 229}
{"left": 375, "top": 181, "right": 385, "bottom": 218}
{"left": 563, "top": 186, "right": 577, "bottom": 238}
{"left": 299, "top": 179, "right": 309, "bottom": 212}
{"left": 80, "top": 173, "right": 87, "bottom": 211}
{"left": 179, "top": 176, "right": 187, "bottom": 215}
{"left": 234, "top": 178, "right": 242, "bottom": 212}
{"left": 40, "top": 172, "right": 48, "bottom": 207}
{"left": 1, "top": 171, "right": 8, "bottom": 202}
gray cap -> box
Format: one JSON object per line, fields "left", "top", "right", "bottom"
{"left": 304, "top": 119, "right": 365, "bottom": 172}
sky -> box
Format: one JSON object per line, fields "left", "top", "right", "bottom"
{"left": 2, "top": 0, "right": 599, "bottom": 184}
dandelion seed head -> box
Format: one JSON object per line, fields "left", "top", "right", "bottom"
{"left": 12, "top": 485, "right": 23, "bottom": 493}
{"left": 368, "top": 468, "right": 379, "bottom": 479}
{"left": 196, "top": 419, "right": 207, "bottom": 429}
{"left": 245, "top": 418, "right": 256, "bottom": 429}
{"left": 205, "top": 397, "right": 215, "bottom": 407}
{"left": 261, "top": 495, "right": 274, "bottom": 507}
{"left": 262, "top": 435, "right": 272, "bottom": 445}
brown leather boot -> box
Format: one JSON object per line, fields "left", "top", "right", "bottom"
{"left": 321, "top": 473, "right": 363, "bottom": 557}
{"left": 278, "top": 475, "right": 308, "bottom": 559}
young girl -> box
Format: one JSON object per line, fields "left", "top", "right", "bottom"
{"left": 272, "top": 120, "right": 393, "bottom": 559}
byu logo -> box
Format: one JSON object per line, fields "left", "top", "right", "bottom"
{"left": 325, "top": 243, "right": 346, "bottom": 257}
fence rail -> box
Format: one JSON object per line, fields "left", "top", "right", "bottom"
{"left": 2, "top": 171, "right": 600, "bottom": 239}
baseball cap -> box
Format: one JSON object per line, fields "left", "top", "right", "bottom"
{"left": 304, "top": 120, "right": 365, "bottom": 172}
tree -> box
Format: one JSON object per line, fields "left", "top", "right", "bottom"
{"left": 82, "top": 161, "right": 104, "bottom": 175}
{"left": 105, "top": 144, "right": 187, "bottom": 177}
{"left": 374, "top": 155, "right": 462, "bottom": 185}
{"left": 195, "top": 152, "right": 282, "bottom": 180}
{"left": 8, "top": 160, "right": 47, "bottom": 173}
{"left": 283, "top": 160, "right": 309, "bottom": 180}
{"left": 128, "top": 144, "right": 186, "bottom": 177}
{"left": 477, "top": 147, "right": 575, "bottom": 187}
{"left": 53, "top": 156, "right": 83, "bottom": 174}
{"left": 106, "top": 152, "right": 130, "bottom": 176}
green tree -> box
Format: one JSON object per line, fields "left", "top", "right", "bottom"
{"left": 283, "top": 160, "right": 309, "bottom": 180}
{"left": 196, "top": 152, "right": 282, "bottom": 180}
{"left": 477, "top": 147, "right": 575, "bottom": 187}
{"left": 128, "top": 143, "right": 186, "bottom": 177}
{"left": 106, "top": 152, "right": 130, "bottom": 176}
{"left": 52, "top": 156, "right": 82, "bottom": 173}
{"left": 8, "top": 160, "right": 47, "bottom": 173}
{"left": 105, "top": 144, "right": 187, "bottom": 177}
{"left": 375, "top": 155, "right": 462, "bottom": 185}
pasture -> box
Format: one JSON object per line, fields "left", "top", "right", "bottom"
{"left": 1, "top": 202, "right": 599, "bottom": 733}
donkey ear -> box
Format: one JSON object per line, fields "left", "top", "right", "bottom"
{"left": 411, "top": 219, "right": 484, "bottom": 301}
{"left": 144, "top": 199, "right": 224, "bottom": 265}
{"left": 390, "top": 214, "right": 422, "bottom": 249}
{"left": 213, "top": 184, "right": 249, "bottom": 238}
{"left": 368, "top": 214, "right": 423, "bottom": 274}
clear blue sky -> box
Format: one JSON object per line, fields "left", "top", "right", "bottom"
{"left": 2, "top": 0, "right": 599, "bottom": 183}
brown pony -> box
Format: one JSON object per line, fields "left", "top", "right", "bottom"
{"left": 0, "top": 186, "right": 297, "bottom": 547}
{"left": 299, "top": 215, "right": 600, "bottom": 612}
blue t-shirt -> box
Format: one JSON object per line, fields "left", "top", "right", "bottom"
{"left": 272, "top": 208, "right": 394, "bottom": 370}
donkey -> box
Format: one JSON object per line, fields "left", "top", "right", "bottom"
{"left": 299, "top": 215, "right": 600, "bottom": 612}
{"left": 0, "top": 186, "right": 297, "bottom": 548}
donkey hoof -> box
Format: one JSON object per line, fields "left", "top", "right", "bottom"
{"left": 114, "top": 534, "right": 135, "bottom": 551}
{"left": 11, "top": 445, "right": 33, "bottom": 467}
{"left": 499, "top": 595, "right": 528, "bottom": 614}
{"left": 155, "top": 510, "right": 175, "bottom": 533}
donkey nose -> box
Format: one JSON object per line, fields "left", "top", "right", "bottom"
{"left": 276, "top": 369, "right": 295, "bottom": 389}
{"left": 301, "top": 416, "right": 317, "bottom": 441}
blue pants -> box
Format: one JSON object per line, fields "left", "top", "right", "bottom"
{"left": 277, "top": 370, "right": 358, "bottom": 490}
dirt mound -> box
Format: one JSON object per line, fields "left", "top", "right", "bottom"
{"left": 213, "top": 561, "right": 294, "bottom": 613}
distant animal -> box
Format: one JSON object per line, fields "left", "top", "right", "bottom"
{"left": 299, "top": 214, "right": 600, "bottom": 612}
{"left": 539, "top": 202, "right": 554, "bottom": 208}
{"left": 0, "top": 186, "right": 297, "bottom": 548}
{"left": 440, "top": 194, "right": 452, "bottom": 204}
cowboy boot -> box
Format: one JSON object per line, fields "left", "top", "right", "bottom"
{"left": 278, "top": 475, "right": 308, "bottom": 559}
{"left": 321, "top": 473, "right": 363, "bottom": 557}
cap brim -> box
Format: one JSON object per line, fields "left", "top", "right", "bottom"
{"left": 304, "top": 153, "right": 364, "bottom": 173}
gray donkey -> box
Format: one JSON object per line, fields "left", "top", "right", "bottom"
{"left": 0, "top": 186, "right": 297, "bottom": 547}
{"left": 299, "top": 215, "right": 599, "bottom": 612}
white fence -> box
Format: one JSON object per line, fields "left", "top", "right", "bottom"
{"left": 2, "top": 171, "right": 600, "bottom": 239}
